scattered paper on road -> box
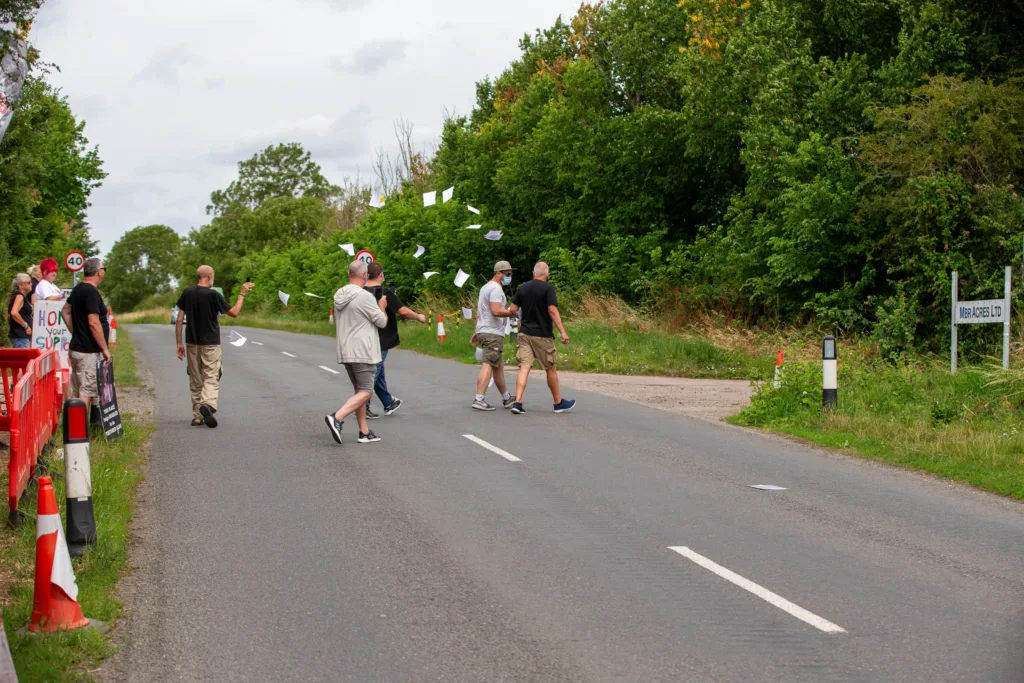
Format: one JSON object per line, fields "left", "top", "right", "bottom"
{"left": 304, "top": 292, "right": 323, "bottom": 298}
{"left": 339, "top": 243, "right": 355, "bottom": 256}
{"left": 229, "top": 330, "right": 247, "bottom": 347}
{"left": 484, "top": 231, "right": 502, "bottom": 241}
{"left": 454, "top": 269, "right": 470, "bottom": 288}
{"left": 423, "top": 191, "right": 436, "bottom": 207}
{"left": 414, "top": 245, "right": 426, "bottom": 258}
{"left": 467, "top": 205, "right": 480, "bottom": 215}
{"left": 465, "top": 224, "right": 482, "bottom": 230}
{"left": 462, "top": 307, "right": 473, "bottom": 319}
{"left": 442, "top": 186, "right": 454, "bottom": 203}
{"left": 278, "top": 290, "right": 290, "bottom": 307}
{"left": 423, "top": 272, "right": 439, "bottom": 279}
{"left": 749, "top": 485, "right": 788, "bottom": 491}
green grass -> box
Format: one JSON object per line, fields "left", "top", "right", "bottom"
{"left": 1, "top": 327, "right": 151, "bottom": 681}
{"left": 732, "top": 358, "right": 1024, "bottom": 499}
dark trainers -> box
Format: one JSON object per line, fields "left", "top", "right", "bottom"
{"left": 502, "top": 395, "right": 516, "bottom": 409}
{"left": 357, "top": 430, "right": 381, "bottom": 444}
{"left": 510, "top": 402, "right": 525, "bottom": 414}
{"left": 384, "top": 398, "right": 402, "bottom": 416}
{"left": 553, "top": 399, "right": 576, "bottom": 413}
{"left": 199, "top": 404, "right": 218, "bottom": 428}
{"left": 472, "top": 398, "right": 496, "bottom": 411}
{"left": 324, "top": 415, "right": 344, "bottom": 444}
{"left": 365, "top": 407, "right": 380, "bottom": 419}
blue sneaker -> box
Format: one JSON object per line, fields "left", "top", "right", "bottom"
{"left": 510, "top": 402, "right": 525, "bottom": 415}
{"left": 553, "top": 399, "right": 576, "bottom": 413}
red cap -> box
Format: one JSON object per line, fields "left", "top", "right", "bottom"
{"left": 40, "top": 258, "right": 59, "bottom": 274}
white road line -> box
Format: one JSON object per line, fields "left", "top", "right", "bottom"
{"left": 319, "top": 365, "right": 340, "bottom": 374}
{"left": 281, "top": 352, "right": 297, "bottom": 358}
{"left": 668, "top": 546, "right": 846, "bottom": 634}
{"left": 462, "top": 434, "right": 521, "bottom": 463}
{"left": 252, "top": 341, "right": 264, "bottom": 346}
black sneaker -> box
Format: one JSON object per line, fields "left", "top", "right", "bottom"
{"left": 365, "top": 407, "right": 380, "bottom": 419}
{"left": 199, "top": 404, "right": 218, "bottom": 428}
{"left": 357, "top": 430, "right": 381, "bottom": 444}
{"left": 510, "top": 402, "right": 525, "bottom": 414}
{"left": 384, "top": 398, "right": 402, "bottom": 416}
{"left": 553, "top": 399, "right": 576, "bottom": 413}
{"left": 324, "top": 415, "right": 344, "bottom": 444}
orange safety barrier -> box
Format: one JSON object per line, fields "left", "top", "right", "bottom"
{"left": 4, "top": 348, "right": 63, "bottom": 526}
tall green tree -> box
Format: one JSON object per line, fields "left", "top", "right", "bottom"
{"left": 104, "top": 224, "right": 181, "bottom": 312}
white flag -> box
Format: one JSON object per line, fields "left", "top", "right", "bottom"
{"left": 484, "top": 231, "right": 503, "bottom": 241}
{"left": 423, "top": 191, "right": 436, "bottom": 207}
{"left": 278, "top": 290, "right": 290, "bottom": 307}
{"left": 442, "top": 186, "right": 454, "bottom": 203}
{"left": 229, "top": 330, "right": 248, "bottom": 347}
{"left": 423, "top": 272, "right": 439, "bottom": 279}
{"left": 339, "top": 243, "right": 355, "bottom": 256}
{"left": 414, "top": 245, "right": 426, "bottom": 259}
{"left": 454, "top": 269, "right": 471, "bottom": 288}
{"left": 467, "top": 205, "right": 481, "bottom": 215}
{"left": 462, "top": 307, "right": 473, "bottom": 319}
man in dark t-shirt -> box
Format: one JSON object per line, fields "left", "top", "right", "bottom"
{"left": 174, "top": 265, "right": 254, "bottom": 428}
{"left": 508, "top": 262, "right": 575, "bottom": 415}
{"left": 363, "top": 261, "right": 427, "bottom": 417}
{"left": 61, "top": 257, "right": 111, "bottom": 416}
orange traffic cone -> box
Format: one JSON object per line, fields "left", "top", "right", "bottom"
{"left": 437, "top": 314, "right": 446, "bottom": 342}
{"left": 29, "top": 476, "right": 90, "bottom": 633}
{"left": 329, "top": 308, "right": 334, "bottom": 324}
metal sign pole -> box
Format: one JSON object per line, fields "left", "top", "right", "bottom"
{"left": 1003, "top": 266, "right": 1012, "bottom": 370}
{"left": 950, "top": 271, "right": 958, "bottom": 374}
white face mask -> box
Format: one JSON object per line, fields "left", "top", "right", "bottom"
{"left": 502, "top": 275, "right": 512, "bottom": 286}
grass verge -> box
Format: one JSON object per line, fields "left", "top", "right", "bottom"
{"left": 1, "top": 327, "right": 151, "bottom": 681}
{"left": 732, "top": 358, "right": 1024, "bottom": 500}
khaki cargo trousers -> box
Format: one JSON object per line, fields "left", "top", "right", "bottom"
{"left": 186, "top": 344, "right": 222, "bottom": 421}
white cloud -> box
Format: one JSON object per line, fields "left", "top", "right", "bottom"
{"left": 30, "top": 0, "right": 584, "bottom": 252}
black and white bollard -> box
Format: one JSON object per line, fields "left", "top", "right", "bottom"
{"left": 822, "top": 336, "right": 837, "bottom": 410}
{"left": 63, "top": 399, "right": 97, "bottom": 557}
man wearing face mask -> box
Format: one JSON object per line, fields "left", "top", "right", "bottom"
{"left": 469, "top": 261, "right": 517, "bottom": 411}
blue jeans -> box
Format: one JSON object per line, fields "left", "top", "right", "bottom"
{"left": 367, "top": 349, "right": 394, "bottom": 409}
{"left": 11, "top": 337, "right": 30, "bottom": 349}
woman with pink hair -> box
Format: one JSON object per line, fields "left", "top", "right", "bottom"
{"left": 35, "top": 258, "right": 64, "bottom": 301}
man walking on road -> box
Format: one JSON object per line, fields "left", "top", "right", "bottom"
{"left": 325, "top": 260, "right": 388, "bottom": 445}
{"left": 470, "top": 260, "right": 517, "bottom": 411}
{"left": 175, "top": 265, "right": 254, "bottom": 428}
{"left": 62, "top": 258, "right": 111, "bottom": 418}
{"left": 508, "top": 262, "right": 575, "bottom": 415}
{"left": 363, "top": 261, "right": 427, "bottom": 418}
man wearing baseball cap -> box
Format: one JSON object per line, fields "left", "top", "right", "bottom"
{"left": 469, "top": 260, "right": 517, "bottom": 411}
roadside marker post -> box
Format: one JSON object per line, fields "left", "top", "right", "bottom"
{"left": 822, "top": 336, "right": 837, "bottom": 410}
{"left": 773, "top": 350, "right": 784, "bottom": 389}
{"left": 63, "top": 399, "right": 96, "bottom": 557}
{"left": 950, "top": 267, "right": 1012, "bottom": 373}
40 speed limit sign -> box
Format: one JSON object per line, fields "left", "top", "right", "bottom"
{"left": 65, "top": 251, "right": 85, "bottom": 272}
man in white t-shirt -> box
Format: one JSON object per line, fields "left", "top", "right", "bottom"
{"left": 469, "top": 260, "right": 517, "bottom": 411}
{"left": 35, "top": 257, "right": 64, "bottom": 301}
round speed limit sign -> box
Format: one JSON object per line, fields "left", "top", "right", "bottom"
{"left": 65, "top": 251, "right": 85, "bottom": 272}
{"left": 354, "top": 249, "right": 375, "bottom": 266}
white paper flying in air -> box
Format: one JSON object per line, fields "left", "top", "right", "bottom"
{"left": 465, "top": 224, "right": 482, "bottom": 230}
{"left": 423, "top": 191, "right": 436, "bottom": 207}
{"left": 304, "top": 292, "right": 323, "bottom": 298}
{"left": 462, "top": 307, "right": 473, "bottom": 319}
{"left": 278, "top": 290, "right": 290, "bottom": 307}
{"left": 489, "top": 377, "right": 494, "bottom": 388}
{"left": 467, "top": 205, "right": 481, "bottom": 215}
{"left": 749, "top": 485, "right": 788, "bottom": 491}
{"left": 484, "top": 231, "right": 503, "bottom": 241}
{"left": 423, "top": 272, "right": 439, "bottom": 279}
{"left": 369, "top": 192, "right": 386, "bottom": 208}
{"left": 504, "top": 318, "right": 512, "bottom": 336}
{"left": 442, "top": 186, "right": 454, "bottom": 203}
{"left": 229, "top": 330, "right": 248, "bottom": 347}
{"left": 339, "top": 243, "right": 355, "bottom": 256}
{"left": 475, "top": 347, "right": 484, "bottom": 362}
{"left": 454, "top": 269, "right": 471, "bottom": 288}
{"left": 414, "top": 245, "right": 426, "bottom": 259}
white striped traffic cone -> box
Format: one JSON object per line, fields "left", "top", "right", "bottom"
{"left": 437, "top": 314, "right": 446, "bottom": 342}
{"left": 30, "top": 476, "right": 90, "bottom": 632}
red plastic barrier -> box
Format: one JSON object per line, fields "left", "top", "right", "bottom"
{"left": 5, "top": 348, "right": 62, "bottom": 524}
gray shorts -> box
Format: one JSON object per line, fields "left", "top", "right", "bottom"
{"left": 344, "top": 363, "right": 376, "bottom": 393}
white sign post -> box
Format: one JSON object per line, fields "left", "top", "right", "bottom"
{"left": 951, "top": 267, "right": 1012, "bottom": 372}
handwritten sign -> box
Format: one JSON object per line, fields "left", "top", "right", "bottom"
{"left": 32, "top": 300, "right": 70, "bottom": 367}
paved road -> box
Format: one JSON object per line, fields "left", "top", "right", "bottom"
{"left": 112, "top": 325, "right": 1024, "bottom": 682}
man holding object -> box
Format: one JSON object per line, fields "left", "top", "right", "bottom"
{"left": 470, "top": 260, "right": 516, "bottom": 411}
{"left": 62, "top": 257, "right": 111, "bottom": 418}
{"left": 175, "top": 265, "right": 253, "bottom": 428}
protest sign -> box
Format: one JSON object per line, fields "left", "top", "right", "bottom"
{"left": 96, "top": 359, "right": 123, "bottom": 441}
{"left": 33, "top": 300, "right": 71, "bottom": 367}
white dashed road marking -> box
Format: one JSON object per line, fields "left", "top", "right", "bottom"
{"left": 319, "top": 366, "right": 340, "bottom": 374}
{"left": 252, "top": 341, "right": 264, "bottom": 346}
{"left": 281, "top": 352, "right": 297, "bottom": 358}
{"left": 462, "top": 434, "right": 521, "bottom": 463}
{"left": 668, "top": 546, "right": 846, "bottom": 634}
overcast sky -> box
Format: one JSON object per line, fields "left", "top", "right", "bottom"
{"left": 32, "top": 0, "right": 581, "bottom": 253}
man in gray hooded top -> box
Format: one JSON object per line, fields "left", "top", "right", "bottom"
{"left": 325, "top": 260, "right": 388, "bottom": 445}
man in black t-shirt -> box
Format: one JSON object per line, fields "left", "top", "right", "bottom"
{"left": 174, "top": 265, "right": 254, "bottom": 428}
{"left": 363, "top": 261, "right": 427, "bottom": 417}
{"left": 508, "top": 262, "right": 575, "bottom": 415}
{"left": 61, "top": 257, "right": 111, "bottom": 417}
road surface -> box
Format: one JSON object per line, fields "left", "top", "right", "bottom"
{"left": 110, "top": 325, "right": 1024, "bottom": 682}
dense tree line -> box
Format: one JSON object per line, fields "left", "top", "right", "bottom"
{"left": 174, "top": 0, "right": 1024, "bottom": 352}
